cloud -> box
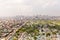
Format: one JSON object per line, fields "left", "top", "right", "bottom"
{"left": 0, "top": 0, "right": 60, "bottom": 17}
{"left": 42, "top": 0, "right": 58, "bottom": 8}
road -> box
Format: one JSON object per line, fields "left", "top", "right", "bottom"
{"left": 5, "top": 21, "right": 28, "bottom": 40}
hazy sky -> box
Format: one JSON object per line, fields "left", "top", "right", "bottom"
{"left": 0, "top": 0, "right": 60, "bottom": 17}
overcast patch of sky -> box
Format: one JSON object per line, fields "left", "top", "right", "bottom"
{"left": 0, "top": 0, "right": 60, "bottom": 17}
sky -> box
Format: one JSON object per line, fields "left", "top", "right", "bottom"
{"left": 0, "top": 0, "right": 60, "bottom": 17}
